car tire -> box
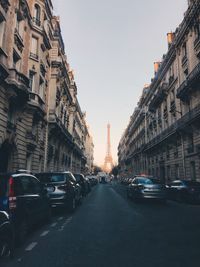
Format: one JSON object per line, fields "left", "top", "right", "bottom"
{"left": 0, "top": 237, "right": 13, "bottom": 259}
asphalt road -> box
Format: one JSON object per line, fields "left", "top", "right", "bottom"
{"left": 2, "top": 183, "right": 200, "bottom": 267}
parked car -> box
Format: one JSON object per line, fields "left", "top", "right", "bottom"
{"left": 127, "top": 176, "right": 166, "bottom": 202}
{"left": 73, "top": 174, "right": 88, "bottom": 196}
{"left": 0, "top": 172, "right": 51, "bottom": 244}
{"left": 87, "top": 176, "right": 98, "bottom": 187}
{"left": 166, "top": 180, "right": 200, "bottom": 203}
{"left": 0, "top": 211, "right": 14, "bottom": 259}
{"left": 35, "top": 172, "right": 80, "bottom": 211}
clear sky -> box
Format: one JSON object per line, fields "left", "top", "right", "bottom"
{"left": 52, "top": 0, "right": 188, "bottom": 166}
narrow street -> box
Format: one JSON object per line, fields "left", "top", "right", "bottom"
{"left": 3, "top": 183, "right": 200, "bottom": 267}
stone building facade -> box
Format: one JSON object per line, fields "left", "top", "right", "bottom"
{"left": 0, "top": 0, "right": 93, "bottom": 174}
{"left": 118, "top": 0, "right": 200, "bottom": 182}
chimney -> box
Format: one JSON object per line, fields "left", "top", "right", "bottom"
{"left": 154, "top": 62, "right": 161, "bottom": 75}
{"left": 167, "top": 32, "right": 175, "bottom": 48}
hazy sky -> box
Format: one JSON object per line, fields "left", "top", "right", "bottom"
{"left": 52, "top": 0, "right": 188, "bottom": 166}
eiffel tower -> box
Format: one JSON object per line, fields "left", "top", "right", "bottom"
{"left": 103, "top": 123, "right": 114, "bottom": 173}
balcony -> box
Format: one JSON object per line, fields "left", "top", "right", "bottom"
{"left": 32, "top": 17, "right": 41, "bottom": 27}
{"left": 177, "top": 62, "right": 200, "bottom": 101}
{"left": 0, "top": 50, "right": 8, "bottom": 83}
{"left": 145, "top": 103, "right": 200, "bottom": 151}
{"left": 149, "top": 83, "right": 168, "bottom": 112}
{"left": 26, "top": 131, "right": 37, "bottom": 151}
{"left": 14, "top": 29, "right": 24, "bottom": 53}
{"left": 28, "top": 92, "right": 45, "bottom": 114}
{"left": 30, "top": 52, "right": 39, "bottom": 61}
{"left": 49, "top": 111, "right": 73, "bottom": 145}
{"left": 6, "top": 68, "right": 29, "bottom": 97}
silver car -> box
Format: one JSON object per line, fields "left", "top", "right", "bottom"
{"left": 127, "top": 176, "right": 166, "bottom": 202}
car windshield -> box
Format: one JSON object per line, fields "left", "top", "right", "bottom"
{"left": 136, "top": 177, "right": 162, "bottom": 185}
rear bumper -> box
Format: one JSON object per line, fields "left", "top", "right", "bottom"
{"left": 140, "top": 191, "right": 167, "bottom": 199}
{"left": 50, "top": 196, "right": 68, "bottom": 208}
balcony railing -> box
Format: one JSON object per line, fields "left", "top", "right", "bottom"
{"left": 149, "top": 83, "right": 168, "bottom": 112}
{"left": 49, "top": 111, "right": 73, "bottom": 144}
{"left": 7, "top": 68, "right": 29, "bottom": 93}
{"left": 32, "top": 17, "right": 41, "bottom": 27}
{"left": 145, "top": 103, "right": 200, "bottom": 151}
{"left": 30, "top": 52, "right": 39, "bottom": 61}
{"left": 177, "top": 62, "right": 200, "bottom": 100}
{"left": 29, "top": 92, "right": 45, "bottom": 113}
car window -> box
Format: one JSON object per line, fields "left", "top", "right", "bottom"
{"left": 14, "top": 178, "right": 24, "bottom": 195}
{"left": 20, "top": 176, "right": 41, "bottom": 194}
{"left": 171, "top": 181, "right": 182, "bottom": 186}
{"left": 36, "top": 174, "right": 66, "bottom": 183}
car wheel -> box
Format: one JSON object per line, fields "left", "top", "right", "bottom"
{"left": 0, "top": 237, "right": 12, "bottom": 259}
{"left": 17, "top": 220, "right": 28, "bottom": 245}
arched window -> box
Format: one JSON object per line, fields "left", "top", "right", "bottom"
{"left": 34, "top": 4, "right": 41, "bottom": 26}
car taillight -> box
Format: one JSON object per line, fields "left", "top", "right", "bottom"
{"left": 8, "top": 177, "right": 17, "bottom": 210}
{"left": 9, "top": 177, "right": 14, "bottom": 197}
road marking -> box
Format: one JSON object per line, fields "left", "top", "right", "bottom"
{"left": 51, "top": 222, "right": 57, "bottom": 227}
{"left": 58, "top": 216, "right": 64, "bottom": 221}
{"left": 17, "top": 258, "right": 22, "bottom": 262}
{"left": 25, "top": 242, "right": 37, "bottom": 251}
{"left": 40, "top": 230, "right": 49, "bottom": 237}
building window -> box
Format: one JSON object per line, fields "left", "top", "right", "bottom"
{"left": 175, "top": 164, "right": 180, "bottom": 179}
{"left": 39, "top": 77, "right": 45, "bottom": 100}
{"left": 33, "top": 4, "right": 41, "bottom": 26}
{"left": 182, "top": 42, "right": 187, "bottom": 58}
{"left": 26, "top": 153, "right": 32, "bottom": 171}
{"left": 30, "top": 36, "right": 39, "bottom": 60}
{"left": 29, "top": 71, "right": 36, "bottom": 92}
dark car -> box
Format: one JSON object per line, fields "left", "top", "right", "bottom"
{"left": 167, "top": 180, "right": 200, "bottom": 203}
{"left": 0, "top": 172, "right": 51, "bottom": 244}
{"left": 73, "top": 174, "right": 88, "bottom": 196}
{"left": 0, "top": 211, "right": 14, "bottom": 259}
{"left": 127, "top": 176, "right": 166, "bottom": 202}
{"left": 35, "top": 172, "right": 80, "bottom": 211}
